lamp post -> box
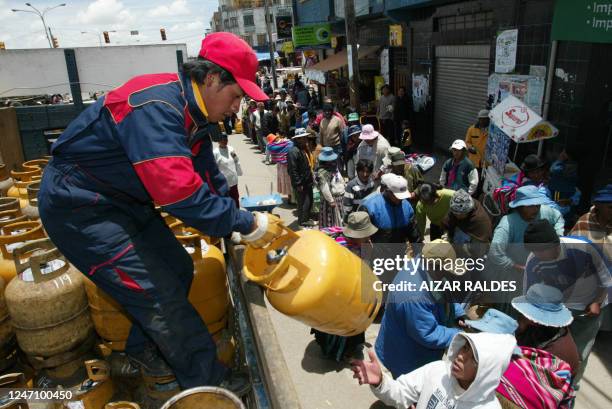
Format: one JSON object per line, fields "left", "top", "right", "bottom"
{"left": 12, "top": 2, "right": 66, "bottom": 48}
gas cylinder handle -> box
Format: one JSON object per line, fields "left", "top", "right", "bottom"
{"left": 0, "top": 372, "right": 27, "bottom": 388}
{"left": 12, "top": 238, "right": 70, "bottom": 283}
{"left": 0, "top": 209, "right": 27, "bottom": 230}
{"left": 263, "top": 254, "right": 306, "bottom": 293}
{"left": 85, "top": 360, "right": 110, "bottom": 382}
{"left": 105, "top": 402, "right": 141, "bottom": 409}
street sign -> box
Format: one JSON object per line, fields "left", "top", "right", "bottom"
{"left": 552, "top": 0, "right": 612, "bottom": 43}
{"left": 292, "top": 23, "right": 331, "bottom": 48}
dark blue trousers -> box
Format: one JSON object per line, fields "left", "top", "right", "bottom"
{"left": 38, "top": 160, "right": 226, "bottom": 389}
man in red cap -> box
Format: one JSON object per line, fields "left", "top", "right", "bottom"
{"left": 38, "top": 33, "right": 274, "bottom": 394}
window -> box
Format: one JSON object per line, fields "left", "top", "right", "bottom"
{"left": 230, "top": 17, "right": 238, "bottom": 28}
{"left": 243, "top": 14, "right": 255, "bottom": 26}
{"left": 435, "top": 11, "right": 494, "bottom": 32}
{"left": 223, "top": 19, "right": 230, "bottom": 29}
{"left": 257, "top": 34, "right": 267, "bottom": 46}
{"left": 241, "top": 35, "right": 252, "bottom": 45}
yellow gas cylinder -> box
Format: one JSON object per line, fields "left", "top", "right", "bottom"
{"left": 0, "top": 198, "right": 20, "bottom": 214}
{"left": 0, "top": 164, "right": 14, "bottom": 197}
{"left": 0, "top": 208, "right": 27, "bottom": 233}
{"left": 21, "top": 182, "right": 40, "bottom": 221}
{"left": 0, "top": 221, "right": 45, "bottom": 283}
{"left": 21, "top": 159, "right": 49, "bottom": 172}
{"left": 0, "top": 373, "right": 28, "bottom": 409}
{"left": 172, "top": 223, "right": 229, "bottom": 335}
{"left": 0, "top": 276, "right": 17, "bottom": 373}
{"left": 4, "top": 239, "right": 94, "bottom": 358}
{"left": 62, "top": 360, "right": 114, "bottom": 409}
{"left": 83, "top": 278, "right": 132, "bottom": 352}
{"left": 234, "top": 119, "right": 243, "bottom": 134}
{"left": 243, "top": 226, "right": 382, "bottom": 336}
{"left": 7, "top": 169, "right": 40, "bottom": 203}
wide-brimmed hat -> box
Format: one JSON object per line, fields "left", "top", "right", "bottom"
{"left": 318, "top": 147, "right": 338, "bottom": 162}
{"left": 381, "top": 173, "right": 410, "bottom": 200}
{"left": 388, "top": 147, "right": 406, "bottom": 166}
{"left": 450, "top": 139, "right": 467, "bottom": 150}
{"left": 521, "top": 154, "right": 547, "bottom": 172}
{"left": 343, "top": 211, "right": 378, "bottom": 239}
{"left": 348, "top": 124, "right": 362, "bottom": 137}
{"left": 359, "top": 124, "right": 380, "bottom": 140}
{"left": 593, "top": 184, "right": 612, "bottom": 203}
{"left": 511, "top": 283, "right": 573, "bottom": 327}
{"left": 509, "top": 185, "right": 548, "bottom": 208}
{"left": 421, "top": 239, "right": 459, "bottom": 275}
{"left": 465, "top": 308, "right": 518, "bottom": 334}
{"left": 478, "top": 109, "right": 490, "bottom": 119}
{"left": 293, "top": 128, "right": 309, "bottom": 139}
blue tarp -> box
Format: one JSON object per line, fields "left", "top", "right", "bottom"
{"left": 255, "top": 51, "right": 280, "bottom": 61}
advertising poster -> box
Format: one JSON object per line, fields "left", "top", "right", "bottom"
{"left": 552, "top": 0, "right": 612, "bottom": 43}
{"left": 412, "top": 74, "right": 429, "bottom": 112}
{"left": 389, "top": 24, "right": 403, "bottom": 47}
{"left": 495, "top": 29, "right": 518, "bottom": 73}
{"left": 276, "top": 16, "right": 292, "bottom": 40}
{"left": 380, "top": 49, "right": 390, "bottom": 85}
{"left": 292, "top": 23, "right": 332, "bottom": 49}
{"left": 485, "top": 123, "right": 512, "bottom": 175}
{"left": 488, "top": 74, "right": 545, "bottom": 115}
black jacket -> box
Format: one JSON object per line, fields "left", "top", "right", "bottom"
{"left": 261, "top": 112, "right": 279, "bottom": 137}
{"left": 287, "top": 146, "right": 313, "bottom": 188}
{"left": 394, "top": 95, "right": 412, "bottom": 123}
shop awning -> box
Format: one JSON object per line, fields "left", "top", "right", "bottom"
{"left": 256, "top": 51, "right": 280, "bottom": 61}
{"left": 308, "top": 46, "right": 379, "bottom": 72}
{"left": 304, "top": 46, "right": 379, "bottom": 84}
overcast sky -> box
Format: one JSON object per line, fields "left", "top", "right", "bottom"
{"left": 0, "top": 0, "right": 217, "bottom": 57}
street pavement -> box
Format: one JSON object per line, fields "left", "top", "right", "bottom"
{"left": 227, "top": 131, "right": 611, "bottom": 409}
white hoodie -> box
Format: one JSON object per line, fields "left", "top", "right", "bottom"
{"left": 372, "top": 333, "right": 516, "bottom": 409}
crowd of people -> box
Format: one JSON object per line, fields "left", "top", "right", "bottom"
{"left": 213, "top": 74, "right": 610, "bottom": 409}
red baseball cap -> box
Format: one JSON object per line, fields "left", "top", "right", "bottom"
{"left": 199, "top": 32, "right": 269, "bottom": 101}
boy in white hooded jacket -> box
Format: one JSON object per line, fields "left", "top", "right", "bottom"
{"left": 351, "top": 332, "right": 516, "bottom": 409}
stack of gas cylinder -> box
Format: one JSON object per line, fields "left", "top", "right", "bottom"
{"left": 0, "top": 157, "right": 239, "bottom": 408}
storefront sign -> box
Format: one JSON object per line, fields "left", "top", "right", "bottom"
{"left": 495, "top": 29, "right": 518, "bottom": 73}
{"left": 389, "top": 24, "right": 403, "bottom": 47}
{"left": 488, "top": 74, "right": 545, "bottom": 115}
{"left": 552, "top": 0, "right": 612, "bottom": 43}
{"left": 276, "top": 16, "right": 293, "bottom": 40}
{"left": 292, "top": 23, "right": 332, "bottom": 48}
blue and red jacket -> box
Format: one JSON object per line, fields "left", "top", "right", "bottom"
{"left": 50, "top": 71, "right": 253, "bottom": 237}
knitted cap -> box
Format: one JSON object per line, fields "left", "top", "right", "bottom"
{"left": 450, "top": 189, "right": 474, "bottom": 214}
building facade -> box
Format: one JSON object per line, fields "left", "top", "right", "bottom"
{"left": 294, "top": 0, "right": 611, "bottom": 205}
{"left": 210, "top": 0, "right": 293, "bottom": 50}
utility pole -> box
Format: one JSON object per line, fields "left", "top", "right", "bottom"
{"left": 344, "top": 0, "right": 360, "bottom": 109}
{"left": 263, "top": 0, "right": 278, "bottom": 89}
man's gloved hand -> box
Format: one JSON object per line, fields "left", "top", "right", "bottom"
{"left": 241, "top": 212, "right": 284, "bottom": 248}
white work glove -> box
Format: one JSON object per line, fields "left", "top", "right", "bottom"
{"left": 241, "top": 212, "right": 284, "bottom": 248}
